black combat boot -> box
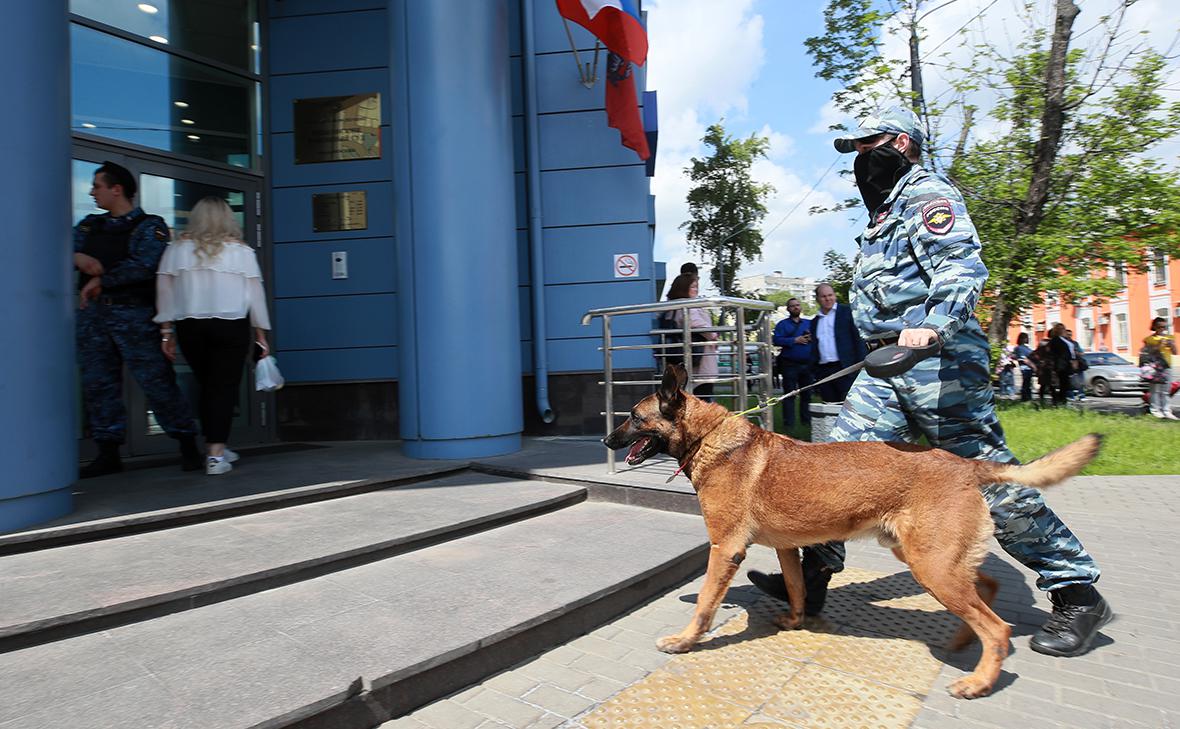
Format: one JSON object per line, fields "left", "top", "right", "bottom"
{"left": 1030, "top": 584, "right": 1113, "bottom": 657}
{"left": 80, "top": 442, "right": 123, "bottom": 479}
{"left": 747, "top": 563, "right": 835, "bottom": 617}
{"left": 178, "top": 434, "right": 203, "bottom": 471}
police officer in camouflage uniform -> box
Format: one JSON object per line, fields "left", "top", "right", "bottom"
{"left": 749, "top": 107, "right": 1112, "bottom": 658}
{"left": 75, "top": 161, "right": 200, "bottom": 477}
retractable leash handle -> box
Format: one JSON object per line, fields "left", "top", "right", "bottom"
{"left": 863, "top": 341, "right": 941, "bottom": 378}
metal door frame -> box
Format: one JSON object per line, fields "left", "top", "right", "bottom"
{"left": 71, "top": 141, "right": 273, "bottom": 458}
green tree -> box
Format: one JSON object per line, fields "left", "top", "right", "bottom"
{"left": 807, "top": 0, "right": 1180, "bottom": 342}
{"left": 681, "top": 123, "right": 774, "bottom": 296}
{"left": 765, "top": 290, "right": 818, "bottom": 316}
{"left": 822, "top": 249, "right": 855, "bottom": 302}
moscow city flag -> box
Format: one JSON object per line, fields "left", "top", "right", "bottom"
{"left": 555, "top": 0, "right": 648, "bottom": 65}
{"left": 605, "top": 52, "right": 650, "bottom": 160}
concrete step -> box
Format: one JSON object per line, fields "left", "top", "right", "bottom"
{"left": 0, "top": 502, "right": 709, "bottom": 729}
{"left": 0, "top": 461, "right": 467, "bottom": 556}
{"left": 0, "top": 472, "right": 585, "bottom": 651}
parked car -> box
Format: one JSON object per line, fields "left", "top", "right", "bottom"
{"left": 1082, "top": 352, "right": 1148, "bottom": 396}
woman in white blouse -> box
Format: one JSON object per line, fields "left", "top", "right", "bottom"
{"left": 155, "top": 197, "right": 271, "bottom": 475}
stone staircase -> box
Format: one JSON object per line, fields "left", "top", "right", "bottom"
{"left": 0, "top": 465, "right": 707, "bottom": 728}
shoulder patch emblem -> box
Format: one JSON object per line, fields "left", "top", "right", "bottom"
{"left": 874, "top": 209, "right": 889, "bottom": 225}
{"left": 921, "top": 198, "right": 955, "bottom": 235}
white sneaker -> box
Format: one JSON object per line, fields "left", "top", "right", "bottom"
{"left": 1150, "top": 409, "right": 1165, "bottom": 418}
{"left": 206, "top": 457, "right": 233, "bottom": 475}
{"left": 222, "top": 448, "right": 240, "bottom": 463}
{"left": 1165, "top": 411, "right": 1180, "bottom": 420}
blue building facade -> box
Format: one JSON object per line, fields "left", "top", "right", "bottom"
{"left": 1, "top": 0, "right": 657, "bottom": 531}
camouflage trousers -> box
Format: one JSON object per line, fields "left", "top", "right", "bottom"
{"left": 807, "top": 329, "right": 1100, "bottom": 591}
{"left": 77, "top": 302, "right": 197, "bottom": 444}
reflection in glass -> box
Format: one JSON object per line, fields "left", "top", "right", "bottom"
{"left": 70, "top": 0, "right": 259, "bottom": 71}
{"left": 71, "top": 159, "right": 104, "bottom": 223}
{"left": 71, "top": 25, "right": 257, "bottom": 168}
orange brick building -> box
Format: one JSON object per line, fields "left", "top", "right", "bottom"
{"left": 1006, "top": 251, "right": 1178, "bottom": 355}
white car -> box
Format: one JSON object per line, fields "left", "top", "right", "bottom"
{"left": 1082, "top": 352, "right": 1148, "bottom": 396}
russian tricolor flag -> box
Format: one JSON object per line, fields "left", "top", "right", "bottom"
{"left": 555, "top": 0, "right": 648, "bottom": 66}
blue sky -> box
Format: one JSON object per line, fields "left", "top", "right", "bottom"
{"left": 644, "top": 0, "right": 1179, "bottom": 288}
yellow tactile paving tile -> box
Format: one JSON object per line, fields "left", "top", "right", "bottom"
{"left": 578, "top": 565, "right": 953, "bottom": 729}
{"left": 811, "top": 627, "right": 944, "bottom": 694}
{"left": 661, "top": 639, "right": 806, "bottom": 711}
{"left": 760, "top": 664, "right": 924, "bottom": 729}
{"left": 580, "top": 669, "right": 753, "bottom": 728}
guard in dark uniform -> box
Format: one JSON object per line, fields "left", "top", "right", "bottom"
{"left": 74, "top": 161, "right": 200, "bottom": 477}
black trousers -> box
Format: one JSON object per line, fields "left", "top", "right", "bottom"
{"left": 176, "top": 317, "right": 251, "bottom": 443}
{"left": 777, "top": 360, "right": 813, "bottom": 426}
{"left": 814, "top": 361, "right": 854, "bottom": 402}
{"left": 1019, "top": 366, "right": 1034, "bottom": 401}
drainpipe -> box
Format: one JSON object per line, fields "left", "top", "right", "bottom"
{"left": 522, "top": 0, "right": 556, "bottom": 423}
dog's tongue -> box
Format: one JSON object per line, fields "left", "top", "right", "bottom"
{"left": 626, "top": 436, "right": 650, "bottom": 463}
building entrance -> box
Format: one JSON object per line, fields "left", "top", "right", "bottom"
{"left": 72, "top": 143, "right": 272, "bottom": 459}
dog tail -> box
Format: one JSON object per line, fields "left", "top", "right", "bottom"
{"left": 981, "top": 433, "right": 1103, "bottom": 489}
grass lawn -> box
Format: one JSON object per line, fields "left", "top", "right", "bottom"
{"left": 994, "top": 402, "right": 1179, "bottom": 475}
{"left": 748, "top": 394, "right": 1178, "bottom": 476}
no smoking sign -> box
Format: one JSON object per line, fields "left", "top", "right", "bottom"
{"left": 613, "top": 253, "right": 640, "bottom": 278}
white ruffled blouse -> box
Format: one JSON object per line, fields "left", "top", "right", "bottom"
{"left": 154, "top": 239, "right": 271, "bottom": 329}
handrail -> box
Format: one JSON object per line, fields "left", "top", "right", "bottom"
{"left": 581, "top": 296, "right": 775, "bottom": 325}
{"left": 583, "top": 296, "right": 776, "bottom": 473}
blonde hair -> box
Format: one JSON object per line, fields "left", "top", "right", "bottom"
{"left": 183, "top": 197, "right": 243, "bottom": 261}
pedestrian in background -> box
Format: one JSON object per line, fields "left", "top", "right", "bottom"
{"left": 772, "top": 297, "right": 813, "bottom": 428}
{"left": 155, "top": 197, "right": 272, "bottom": 475}
{"left": 74, "top": 161, "right": 200, "bottom": 477}
{"left": 809, "top": 282, "right": 865, "bottom": 402}
{"left": 1047, "top": 323, "right": 1074, "bottom": 406}
{"left": 665, "top": 273, "right": 718, "bottom": 400}
{"left": 996, "top": 344, "right": 1016, "bottom": 397}
{"left": 1013, "top": 332, "right": 1035, "bottom": 401}
{"left": 1142, "top": 316, "right": 1177, "bottom": 419}
{"left": 1064, "top": 328, "right": 1086, "bottom": 402}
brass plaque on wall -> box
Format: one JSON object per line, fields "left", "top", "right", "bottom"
{"left": 312, "top": 191, "right": 368, "bottom": 232}
{"left": 293, "top": 93, "right": 381, "bottom": 164}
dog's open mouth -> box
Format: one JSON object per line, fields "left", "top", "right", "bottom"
{"left": 624, "top": 434, "right": 662, "bottom": 465}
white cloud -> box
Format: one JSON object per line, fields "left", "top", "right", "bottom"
{"left": 647, "top": 0, "right": 847, "bottom": 286}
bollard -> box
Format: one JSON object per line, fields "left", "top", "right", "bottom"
{"left": 808, "top": 402, "right": 844, "bottom": 443}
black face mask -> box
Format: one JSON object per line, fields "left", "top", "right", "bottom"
{"left": 854, "top": 143, "right": 912, "bottom": 214}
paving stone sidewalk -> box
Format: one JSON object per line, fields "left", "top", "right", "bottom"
{"left": 384, "top": 474, "right": 1180, "bottom": 729}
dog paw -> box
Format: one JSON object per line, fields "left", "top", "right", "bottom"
{"left": 656, "top": 634, "right": 696, "bottom": 654}
{"left": 948, "top": 675, "right": 994, "bottom": 700}
{"left": 772, "top": 612, "right": 804, "bottom": 631}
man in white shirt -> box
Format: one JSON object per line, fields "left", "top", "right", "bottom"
{"left": 810, "top": 283, "right": 866, "bottom": 402}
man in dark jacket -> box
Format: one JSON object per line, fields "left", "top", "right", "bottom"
{"left": 772, "top": 297, "right": 813, "bottom": 427}
{"left": 74, "top": 161, "right": 200, "bottom": 477}
{"left": 810, "top": 283, "right": 866, "bottom": 401}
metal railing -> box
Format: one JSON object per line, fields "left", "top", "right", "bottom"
{"left": 582, "top": 296, "right": 777, "bottom": 473}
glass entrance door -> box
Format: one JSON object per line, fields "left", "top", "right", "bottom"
{"left": 71, "top": 147, "right": 271, "bottom": 459}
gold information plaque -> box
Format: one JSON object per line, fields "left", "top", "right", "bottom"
{"left": 293, "top": 92, "right": 381, "bottom": 164}
{"left": 312, "top": 191, "right": 368, "bottom": 232}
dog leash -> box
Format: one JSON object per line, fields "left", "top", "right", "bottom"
{"left": 728, "top": 341, "right": 941, "bottom": 420}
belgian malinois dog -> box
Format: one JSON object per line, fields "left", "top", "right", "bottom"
{"left": 603, "top": 365, "right": 1101, "bottom": 699}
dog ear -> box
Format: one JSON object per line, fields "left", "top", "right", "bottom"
{"left": 658, "top": 365, "right": 685, "bottom": 418}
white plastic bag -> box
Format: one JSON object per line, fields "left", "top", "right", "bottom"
{"left": 255, "top": 355, "right": 285, "bottom": 392}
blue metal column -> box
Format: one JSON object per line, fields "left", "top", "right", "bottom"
{"left": 390, "top": 0, "right": 523, "bottom": 459}
{"left": 0, "top": 1, "right": 76, "bottom": 530}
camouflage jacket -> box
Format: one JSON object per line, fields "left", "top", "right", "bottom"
{"left": 850, "top": 165, "right": 988, "bottom": 344}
